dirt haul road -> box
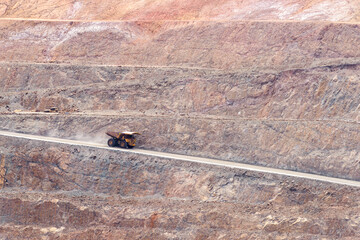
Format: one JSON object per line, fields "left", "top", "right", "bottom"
{"left": 0, "top": 130, "right": 359, "bottom": 188}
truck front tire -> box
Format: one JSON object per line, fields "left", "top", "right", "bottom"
{"left": 108, "top": 138, "right": 116, "bottom": 147}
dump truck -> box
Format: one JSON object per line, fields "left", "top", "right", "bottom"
{"left": 44, "top": 107, "right": 58, "bottom": 113}
{"left": 106, "top": 131, "right": 140, "bottom": 148}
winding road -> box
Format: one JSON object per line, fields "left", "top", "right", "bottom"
{"left": 1, "top": 130, "right": 360, "bottom": 187}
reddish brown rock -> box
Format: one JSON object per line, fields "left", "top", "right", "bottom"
{"left": 0, "top": 21, "right": 360, "bottom": 72}
{"left": 0, "top": 0, "right": 359, "bottom": 239}
{"left": 1, "top": 62, "right": 359, "bottom": 120}
{"left": 1, "top": 114, "right": 359, "bottom": 181}
{"left": 0, "top": 0, "right": 359, "bottom": 22}
{"left": 0, "top": 137, "right": 360, "bottom": 239}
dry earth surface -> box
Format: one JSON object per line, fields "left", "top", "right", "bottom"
{"left": 0, "top": 0, "right": 360, "bottom": 239}
{"left": 0, "top": 0, "right": 360, "bottom": 22}
{"left": 1, "top": 137, "right": 360, "bottom": 239}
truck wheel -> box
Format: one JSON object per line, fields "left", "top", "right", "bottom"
{"left": 119, "top": 140, "right": 127, "bottom": 148}
{"left": 108, "top": 138, "right": 116, "bottom": 147}
{"left": 127, "top": 144, "right": 134, "bottom": 149}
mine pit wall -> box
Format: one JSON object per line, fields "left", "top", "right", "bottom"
{"left": 1, "top": 42, "right": 359, "bottom": 183}
{"left": 0, "top": 0, "right": 359, "bottom": 22}
{"left": 0, "top": 136, "right": 360, "bottom": 239}
{"left": 0, "top": 2, "right": 360, "bottom": 238}
{"left": 1, "top": 62, "right": 360, "bottom": 121}
{"left": 1, "top": 114, "right": 360, "bottom": 181}
{"left": 1, "top": 21, "right": 360, "bottom": 72}
{"left": 0, "top": 18, "right": 359, "bottom": 182}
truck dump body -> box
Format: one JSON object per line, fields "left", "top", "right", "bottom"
{"left": 106, "top": 131, "right": 120, "bottom": 139}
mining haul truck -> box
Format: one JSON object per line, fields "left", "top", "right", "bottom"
{"left": 106, "top": 131, "right": 140, "bottom": 148}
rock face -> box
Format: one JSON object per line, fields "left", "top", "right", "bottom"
{"left": 0, "top": 20, "right": 359, "bottom": 183}
{"left": 1, "top": 20, "right": 360, "bottom": 71}
{"left": 1, "top": 114, "right": 360, "bottom": 182}
{"left": 0, "top": 0, "right": 360, "bottom": 239}
{"left": 0, "top": 0, "right": 359, "bottom": 22}
{"left": 1, "top": 137, "right": 360, "bottom": 239}
{"left": 1, "top": 62, "right": 360, "bottom": 120}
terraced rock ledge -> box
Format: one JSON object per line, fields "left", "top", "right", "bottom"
{"left": 1, "top": 0, "right": 360, "bottom": 239}
{"left": 1, "top": 136, "right": 360, "bottom": 239}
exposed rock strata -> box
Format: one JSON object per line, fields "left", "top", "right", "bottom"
{"left": 1, "top": 63, "right": 359, "bottom": 121}
{"left": 0, "top": 136, "right": 359, "bottom": 239}
{"left": 1, "top": 114, "right": 359, "bottom": 181}
{"left": 1, "top": 21, "right": 360, "bottom": 72}
{"left": 0, "top": 0, "right": 359, "bottom": 238}
{"left": 0, "top": 0, "right": 359, "bottom": 22}
{"left": 0, "top": 58, "right": 359, "bottom": 182}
